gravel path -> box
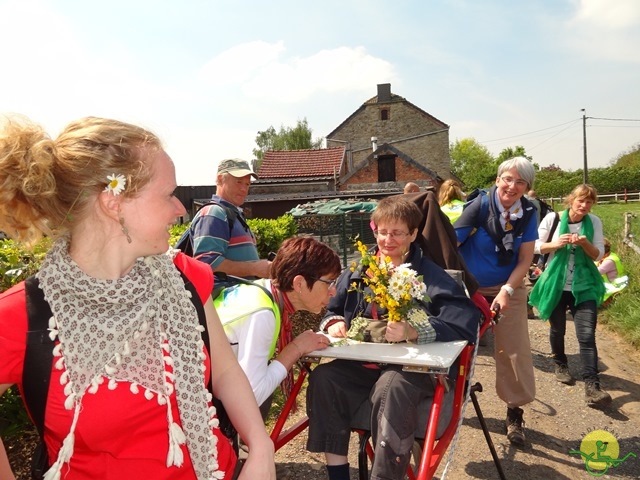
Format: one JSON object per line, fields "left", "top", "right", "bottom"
{"left": 274, "top": 315, "right": 640, "bottom": 479}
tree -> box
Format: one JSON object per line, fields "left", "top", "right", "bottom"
{"left": 252, "top": 118, "right": 323, "bottom": 164}
{"left": 496, "top": 146, "right": 532, "bottom": 163}
{"left": 449, "top": 138, "right": 497, "bottom": 190}
{"left": 611, "top": 142, "right": 640, "bottom": 169}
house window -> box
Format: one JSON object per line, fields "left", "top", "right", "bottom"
{"left": 380, "top": 109, "right": 389, "bottom": 121}
{"left": 377, "top": 155, "right": 396, "bottom": 182}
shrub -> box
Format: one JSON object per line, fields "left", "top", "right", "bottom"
{"left": 0, "top": 238, "right": 52, "bottom": 293}
{"left": 169, "top": 224, "right": 189, "bottom": 247}
{"left": 247, "top": 214, "right": 298, "bottom": 258}
{"left": 0, "top": 238, "right": 52, "bottom": 437}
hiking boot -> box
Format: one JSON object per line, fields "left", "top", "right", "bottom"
{"left": 585, "top": 381, "right": 612, "bottom": 409}
{"left": 506, "top": 407, "right": 525, "bottom": 448}
{"left": 554, "top": 364, "right": 573, "bottom": 385}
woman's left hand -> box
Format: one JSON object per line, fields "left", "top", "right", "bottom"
{"left": 571, "top": 234, "right": 588, "bottom": 246}
{"left": 492, "top": 289, "right": 510, "bottom": 312}
{"left": 238, "top": 437, "right": 276, "bottom": 480}
{"left": 294, "top": 330, "right": 331, "bottom": 354}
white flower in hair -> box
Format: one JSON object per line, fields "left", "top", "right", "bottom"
{"left": 104, "top": 174, "right": 127, "bottom": 195}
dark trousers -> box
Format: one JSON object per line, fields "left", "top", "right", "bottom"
{"left": 306, "top": 360, "right": 435, "bottom": 480}
{"left": 548, "top": 291, "right": 600, "bottom": 382}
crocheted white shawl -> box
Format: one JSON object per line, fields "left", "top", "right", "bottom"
{"left": 37, "top": 239, "right": 224, "bottom": 479}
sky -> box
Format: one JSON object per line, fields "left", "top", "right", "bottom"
{"left": 1, "top": 0, "right": 639, "bottom": 186}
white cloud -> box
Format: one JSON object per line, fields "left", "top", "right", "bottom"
{"left": 572, "top": 0, "right": 640, "bottom": 29}
{"left": 0, "top": 0, "right": 184, "bottom": 132}
{"left": 564, "top": 0, "right": 640, "bottom": 62}
{"left": 199, "top": 42, "right": 397, "bottom": 103}
{"left": 198, "top": 40, "right": 286, "bottom": 86}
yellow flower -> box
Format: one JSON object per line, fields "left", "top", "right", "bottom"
{"left": 351, "top": 239, "right": 428, "bottom": 323}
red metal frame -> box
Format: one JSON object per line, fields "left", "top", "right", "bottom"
{"left": 269, "top": 366, "right": 310, "bottom": 452}
{"left": 269, "top": 302, "right": 493, "bottom": 479}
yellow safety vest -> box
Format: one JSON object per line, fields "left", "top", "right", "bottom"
{"left": 600, "top": 252, "right": 624, "bottom": 283}
{"left": 213, "top": 279, "right": 281, "bottom": 358}
{"left": 440, "top": 199, "right": 465, "bottom": 224}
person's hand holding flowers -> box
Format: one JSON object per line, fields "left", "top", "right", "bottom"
{"left": 338, "top": 240, "right": 428, "bottom": 344}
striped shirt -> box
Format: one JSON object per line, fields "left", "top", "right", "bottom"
{"left": 191, "top": 195, "right": 259, "bottom": 271}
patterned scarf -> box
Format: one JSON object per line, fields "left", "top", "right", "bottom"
{"left": 271, "top": 284, "right": 296, "bottom": 397}
{"left": 529, "top": 210, "right": 605, "bottom": 320}
{"left": 37, "top": 239, "right": 223, "bottom": 480}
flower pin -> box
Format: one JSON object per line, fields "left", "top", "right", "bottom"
{"left": 104, "top": 174, "right": 126, "bottom": 196}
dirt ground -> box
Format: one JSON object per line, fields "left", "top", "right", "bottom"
{"left": 7, "top": 313, "right": 640, "bottom": 479}
{"left": 273, "top": 314, "right": 640, "bottom": 480}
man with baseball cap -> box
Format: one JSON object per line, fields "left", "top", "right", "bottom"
{"left": 190, "top": 158, "right": 271, "bottom": 290}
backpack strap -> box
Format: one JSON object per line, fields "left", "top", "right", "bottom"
{"left": 176, "top": 200, "right": 248, "bottom": 256}
{"left": 179, "top": 272, "right": 208, "bottom": 360}
{"left": 220, "top": 275, "right": 275, "bottom": 303}
{"left": 21, "top": 267, "right": 217, "bottom": 473}
{"left": 538, "top": 213, "right": 560, "bottom": 268}
{"left": 23, "top": 276, "right": 53, "bottom": 440}
{"left": 23, "top": 276, "right": 54, "bottom": 480}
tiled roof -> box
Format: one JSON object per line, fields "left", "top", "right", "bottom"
{"left": 257, "top": 147, "right": 345, "bottom": 179}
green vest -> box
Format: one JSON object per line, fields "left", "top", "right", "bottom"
{"left": 441, "top": 199, "right": 465, "bottom": 224}
{"left": 600, "top": 252, "right": 624, "bottom": 283}
{"left": 213, "top": 279, "right": 281, "bottom": 358}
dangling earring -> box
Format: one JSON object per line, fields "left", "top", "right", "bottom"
{"left": 119, "top": 217, "right": 132, "bottom": 244}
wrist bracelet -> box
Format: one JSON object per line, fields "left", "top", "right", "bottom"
{"left": 501, "top": 284, "right": 514, "bottom": 297}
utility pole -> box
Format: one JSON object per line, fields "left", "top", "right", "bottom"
{"left": 581, "top": 108, "right": 588, "bottom": 183}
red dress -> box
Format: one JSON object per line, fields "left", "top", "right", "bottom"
{"left": 0, "top": 253, "right": 236, "bottom": 479}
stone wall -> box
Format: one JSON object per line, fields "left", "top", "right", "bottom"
{"left": 328, "top": 101, "right": 450, "bottom": 177}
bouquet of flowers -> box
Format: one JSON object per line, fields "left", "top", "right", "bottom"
{"left": 340, "top": 240, "right": 428, "bottom": 342}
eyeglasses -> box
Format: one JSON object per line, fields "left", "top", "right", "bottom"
{"left": 373, "top": 230, "right": 410, "bottom": 239}
{"left": 500, "top": 176, "right": 528, "bottom": 188}
{"left": 315, "top": 278, "right": 337, "bottom": 289}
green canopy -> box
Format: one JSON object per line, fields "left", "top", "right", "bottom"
{"left": 288, "top": 198, "right": 378, "bottom": 216}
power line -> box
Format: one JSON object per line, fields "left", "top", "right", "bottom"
{"left": 480, "top": 119, "right": 580, "bottom": 144}
{"left": 480, "top": 116, "right": 640, "bottom": 146}
{"left": 587, "top": 124, "right": 640, "bottom": 129}
{"left": 528, "top": 121, "right": 580, "bottom": 151}
{"left": 589, "top": 117, "right": 640, "bottom": 122}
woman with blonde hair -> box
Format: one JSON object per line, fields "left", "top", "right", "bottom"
{"left": 529, "top": 184, "right": 610, "bottom": 408}
{"left": 438, "top": 179, "right": 465, "bottom": 223}
{"left": 0, "top": 115, "right": 275, "bottom": 479}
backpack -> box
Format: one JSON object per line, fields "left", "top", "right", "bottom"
{"left": 175, "top": 200, "right": 250, "bottom": 257}
{"left": 458, "top": 188, "right": 535, "bottom": 251}
{"left": 21, "top": 270, "right": 233, "bottom": 479}
{"left": 537, "top": 198, "right": 554, "bottom": 220}
{"left": 464, "top": 187, "right": 489, "bottom": 204}
{"left": 458, "top": 189, "right": 490, "bottom": 239}
{"left": 535, "top": 212, "right": 560, "bottom": 269}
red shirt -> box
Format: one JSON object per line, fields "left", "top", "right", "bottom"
{"left": 0, "top": 253, "right": 236, "bottom": 479}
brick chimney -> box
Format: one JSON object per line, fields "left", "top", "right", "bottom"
{"left": 377, "top": 83, "right": 391, "bottom": 103}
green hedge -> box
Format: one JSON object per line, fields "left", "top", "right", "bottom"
{"left": 169, "top": 214, "right": 298, "bottom": 257}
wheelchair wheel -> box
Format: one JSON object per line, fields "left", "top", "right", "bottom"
{"left": 408, "top": 440, "right": 423, "bottom": 478}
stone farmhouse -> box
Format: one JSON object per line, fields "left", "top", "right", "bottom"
{"left": 177, "top": 83, "right": 452, "bottom": 219}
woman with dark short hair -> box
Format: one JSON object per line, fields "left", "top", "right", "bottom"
{"left": 214, "top": 236, "right": 342, "bottom": 412}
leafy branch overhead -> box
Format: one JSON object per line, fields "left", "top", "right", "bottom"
{"left": 253, "top": 118, "right": 324, "bottom": 165}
